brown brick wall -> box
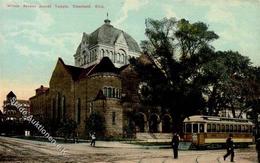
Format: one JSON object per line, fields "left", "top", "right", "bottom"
{"left": 30, "top": 61, "right": 135, "bottom": 138}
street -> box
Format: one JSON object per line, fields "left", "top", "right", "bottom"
{"left": 0, "top": 136, "right": 257, "bottom": 163}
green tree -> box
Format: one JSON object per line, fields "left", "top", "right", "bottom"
{"left": 201, "top": 50, "right": 253, "bottom": 117}
{"left": 85, "top": 112, "right": 106, "bottom": 137}
{"left": 57, "top": 118, "right": 77, "bottom": 142}
{"left": 131, "top": 17, "right": 219, "bottom": 132}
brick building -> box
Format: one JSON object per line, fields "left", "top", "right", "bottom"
{"left": 3, "top": 91, "right": 30, "bottom": 121}
{"left": 2, "top": 91, "right": 31, "bottom": 135}
{"left": 29, "top": 19, "right": 172, "bottom": 138}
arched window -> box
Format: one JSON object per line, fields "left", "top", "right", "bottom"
{"left": 106, "top": 50, "right": 109, "bottom": 57}
{"left": 57, "top": 93, "right": 61, "bottom": 120}
{"left": 61, "top": 96, "right": 66, "bottom": 120}
{"left": 108, "top": 88, "right": 112, "bottom": 98}
{"left": 103, "top": 87, "right": 108, "bottom": 97}
{"left": 118, "top": 53, "right": 121, "bottom": 62}
{"left": 112, "top": 88, "right": 115, "bottom": 98}
{"left": 121, "top": 54, "right": 125, "bottom": 63}
{"left": 84, "top": 56, "right": 86, "bottom": 64}
{"left": 119, "top": 89, "right": 121, "bottom": 98}
{"left": 101, "top": 49, "right": 105, "bottom": 58}
{"left": 93, "top": 51, "right": 97, "bottom": 60}
{"left": 76, "top": 98, "right": 81, "bottom": 124}
{"left": 109, "top": 51, "right": 113, "bottom": 62}
{"left": 112, "top": 112, "right": 116, "bottom": 125}
{"left": 125, "top": 55, "right": 128, "bottom": 64}
{"left": 52, "top": 98, "right": 56, "bottom": 120}
{"left": 112, "top": 52, "right": 115, "bottom": 62}
{"left": 86, "top": 54, "right": 89, "bottom": 63}
{"left": 116, "top": 89, "right": 119, "bottom": 98}
{"left": 90, "top": 52, "right": 92, "bottom": 62}
{"left": 115, "top": 53, "right": 118, "bottom": 62}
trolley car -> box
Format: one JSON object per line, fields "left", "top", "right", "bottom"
{"left": 183, "top": 115, "right": 254, "bottom": 149}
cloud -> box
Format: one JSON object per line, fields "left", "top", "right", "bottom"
{"left": 1, "top": 6, "right": 81, "bottom": 61}
{"left": 14, "top": 45, "right": 30, "bottom": 56}
{"left": 114, "top": 0, "right": 149, "bottom": 26}
{"left": 203, "top": 1, "right": 260, "bottom": 65}
{"left": 163, "top": 5, "right": 178, "bottom": 19}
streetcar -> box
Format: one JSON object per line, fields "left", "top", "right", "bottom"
{"left": 183, "top": 115, "right": 254, "bottom": 149}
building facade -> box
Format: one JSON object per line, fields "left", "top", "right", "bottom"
{"left": 30, "top": 19, "right": 174, "bottom": 138}
{"left": 3, "top": 91, "right": 30, "bottom": 121}
{"left": 1, "top": 91, "right": 31, "bottom": 135}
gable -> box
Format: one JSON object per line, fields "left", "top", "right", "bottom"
{"left": 49, "top": 58, "right": 73, "bottom": 88}
{"left": 115, "top": 32, "right": 127, "bottom": 46}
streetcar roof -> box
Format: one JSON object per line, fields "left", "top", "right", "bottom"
{"left": 184, "top": 115, "right": 253, "bottom": 125}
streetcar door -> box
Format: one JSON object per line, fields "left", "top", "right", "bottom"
{"left": 192, "top": 123, "right": 199, "bottom": 144}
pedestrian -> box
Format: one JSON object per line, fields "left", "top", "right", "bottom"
{"left": 223, "top": 134, "right": 235, "bottom": 162}
{"left": 171, "top": 132, "right": 180, "bottom": 159}
{"left": 90, "top": 132, "right": 96, "bottom": 147}
{"left": 256, "top": 137, "right": 260, "bottom": 163}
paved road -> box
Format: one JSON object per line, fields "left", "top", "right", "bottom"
{"left": 0, "top": 136, "right": 257, "bottom": 163}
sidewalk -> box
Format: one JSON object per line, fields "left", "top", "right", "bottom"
{"left": 111, "top": 154, "right": 256, "bottom": 163}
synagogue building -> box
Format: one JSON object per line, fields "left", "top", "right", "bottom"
{"left": 30, "top": 19, "right": 173, "bottom": 138}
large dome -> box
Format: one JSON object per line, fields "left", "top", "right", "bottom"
{"left": 81, "top": 20, "right": 140, "bottom": 53}
{"left": 74, "top": 19, "right": 141, "bottom": 68}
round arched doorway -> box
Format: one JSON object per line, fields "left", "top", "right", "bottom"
{"left": 162, "top": 114, "right": 172, "bottom": 133}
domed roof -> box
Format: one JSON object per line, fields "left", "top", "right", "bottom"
{"left": 77, "top": 20, "right": 140, "bottom": 53}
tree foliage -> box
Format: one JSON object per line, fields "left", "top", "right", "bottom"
{"left": 131, "top": 17, "right": 260, "bottom": 132}
{"left": 85, "top": 112, "right": 106, "bottom": 137}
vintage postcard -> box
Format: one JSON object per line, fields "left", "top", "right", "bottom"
{"left": 0, "top": 0, "right": 259, "bottom": 162}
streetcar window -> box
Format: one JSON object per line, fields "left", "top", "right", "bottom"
{"left": 238, "top": 125, "right": 241, "bottom": 132}
{"left": 245, "top": 126, "right": 249, "bottom": 133}
{"left": 226, "top": 125, "right": 229, "bottom": 132}
{"left": 216, "top": 124, "right": 220, "bottom": 132}
{"left": 207, "top": 124, "right": 211, "bottom": 132}
{"left": 234, "top": 125, "right": 237, "bottom": 132}
{"left": 221, "top": 124, "right": 225, "bottom": 132}
{"left": 230, "top": 125, "right": 233, "bottom": 132}
{"left": 242, "top": 125, "right": 245, "bottom": 132}
{"left": 193, "top": 124, "right": 198, "bottom": 133}
{"left": 212, "top": 124, "right": 216, "bottom": 132}
{"left": 186, "top": 123, "right": 191, "bottom": 133}
{"left": 199, "top": 124, "right": 204, "bottom": 133}
{"left": 249, "top": 126, "right": 252, "bottom": 133}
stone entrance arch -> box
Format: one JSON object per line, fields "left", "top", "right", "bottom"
{"left": 162, "top": 114, "right": 172, "bottom": 133}
{"left": 134, "top": 112, "right": 147, "bottom": 132}
{"left": 149, "top": 113, "right": 160, "bottom": 133}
